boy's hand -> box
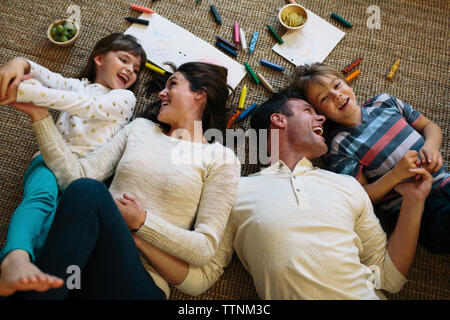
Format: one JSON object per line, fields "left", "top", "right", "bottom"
{"left": 0, "top": 57, "right": 29, "bottom": 104}
{"left": 418, "top": 144, "right": 443, "bottom": 173}
{"left": 392, "top": 150, "right": 420, "bottom": 182}
{"left": 394, "top": 167, "right": 433, "bottom": 202}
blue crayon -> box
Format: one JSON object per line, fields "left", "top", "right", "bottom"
{"left": 216, "top": 41, "right": 238, "bottom": 57}
{"left": 210, "top": 5, "right": 222, "bottom": 25}
{"left": 237, "top": 103, "right": 258, "bottom": 121}
{"left": 260, "top": 59, "right": 285, "bottom": 72}
{"left": 249, "top": 31, "right": 259, "bottom": 54}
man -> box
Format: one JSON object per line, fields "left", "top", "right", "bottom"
{"left": 133, "top": 88, "right": 433, "bottom": 299}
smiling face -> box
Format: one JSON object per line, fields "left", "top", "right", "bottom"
{"left": 94, "top": 50, "right": 141, "bottom": 90}
{"left": 283, "top": 99, "right": 327, "bottom": 159}
{"left": 305, "top": 75, "right": 361, "bottom": 127}
{"left": 156, "top": 71, "right": 205, "bottom": 129}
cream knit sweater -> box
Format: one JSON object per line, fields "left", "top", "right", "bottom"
{"left": 32, "top": 116, "right": 240, "bottom": 298}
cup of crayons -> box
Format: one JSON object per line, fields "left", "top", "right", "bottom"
{"left": 47, "top": 19, "right": 80, "bottom": 47}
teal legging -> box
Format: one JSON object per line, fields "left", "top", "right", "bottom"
{"left": 0, "top": 155, "right": 59, "bottom": 263}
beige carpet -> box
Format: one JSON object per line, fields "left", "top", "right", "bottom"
{"left": 0, "top": 0, "right": 448, "bottom": 300}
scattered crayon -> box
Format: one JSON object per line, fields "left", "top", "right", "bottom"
{"left": 130, "top": 4, "right": 155, "bottom": 15}
{"left": 330, "top": 12, "right": 352, "bottom": 28}
{"left": 226, "top": 110, "right": 242, "bottom": 129}
{"left": 196, "top": 0, "right": 202, "bottom": 3}
{"left": 342, "top": 58, "right": 362, "bottom": 74}
{"left": 210, "top": 5, "right": 222, "bottom": 25}
{"left": 237, "top": 102, "right": 258, "bottom": 121}
{"left": 249, "top": 31, "right": 259, "bottom": 54}
{"left": 125, "top": 17, "right": 149, "bottom": 26}
{"left": 256, "top": 72, "right": 275, "bottom": 94}
{"left": 216, "top": 41, "right": 238, "bottom": 57}
{"left": 345, "top": 69, "right": 360, "bottom": 82}
{"left": 244, "top": 62, "right": 260, "bottom": 84}
{"left": 145, "top": 62, "right": 166, "bottom": 75}
{"left": 267, "top": 25, "right": 284, "bottom": 44}
{"left": 386, "top": 59, "right": 400, "bottom": 80}
{"left": 234, "top": 21, "right": 240, "bottom": 44}
{"left": 216, "top": 36, "right": 238, "bottom": 51}
{"left": 238, "top": 84, "right": 247, "bottom": 110}
{"left": 239, "top": 27, "right": 247, "bottom": 50}
{"left": 260, "top": 59, "right": 285, "bottom": 72}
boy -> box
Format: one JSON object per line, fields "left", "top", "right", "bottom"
{"left": 292, "top": 63, "right": 449, "bottom": 253}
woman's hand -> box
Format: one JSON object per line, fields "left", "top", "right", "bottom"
{"left": 0, "top": 57, "right": 30, "bottom": 105}
{"left": 115, "top": 193, "right": 147, "bottom": 231}
{"left": 10, "top": 102, "right": 50, "bottom": 123}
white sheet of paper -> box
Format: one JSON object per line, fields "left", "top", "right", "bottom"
{"left": 125, "top": 13, "right": 246, "bottom": 89}
{"left": 272, "top": 9, "right": 345, "bottom": 66}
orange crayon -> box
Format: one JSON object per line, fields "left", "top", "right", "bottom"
{"left": 345, "top": 69, "right": 360, "bottom": 82}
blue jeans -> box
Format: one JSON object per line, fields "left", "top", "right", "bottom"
{"left": 16, "top": 178, "right": 165, "bottom": 300}
{"left": 0, "top": 155, "right": 58, "bottom": 263}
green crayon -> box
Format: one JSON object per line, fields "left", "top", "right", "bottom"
{"left": 267, "top": 25, "right": 284, "bottom": 44}
{"left": 244, "top": 62, "right": 260, "bottom": 84}
{"left": 330, "top": 13, "right": 352, "bottom": 28}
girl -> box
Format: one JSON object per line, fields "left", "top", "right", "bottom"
{"left": 0, "top": 33, "right": 146, "bottom": 296}
{"left": 9, "top": 62, "right": 240, "bottom": 299}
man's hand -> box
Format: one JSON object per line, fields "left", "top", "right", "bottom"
{"left": 394, "top": 167, "right": 433, "bottom": 202}
{"left": 115, "top": 193, "right": 146, "bottom": 231}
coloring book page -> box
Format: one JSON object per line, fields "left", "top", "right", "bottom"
{"left": 125, "top": 13, "right": 246, "bottom": 89}
{"left": 272, "top": 9, "right": 345, "bottom": 66}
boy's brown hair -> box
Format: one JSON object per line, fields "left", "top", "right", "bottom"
{"left": 290, "top": 62, "right": 348, "bottom": 97}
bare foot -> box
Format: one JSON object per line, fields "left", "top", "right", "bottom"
{"left": 0, "top": 249, "right": 64, "bottom": 296}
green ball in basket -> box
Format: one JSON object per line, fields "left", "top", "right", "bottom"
{"left": 47, "top": 19, "right": 80, "bottom": 47}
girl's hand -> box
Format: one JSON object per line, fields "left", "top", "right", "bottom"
{"left": 115, "top": 193, "right": 146, "bottom": 231}
{"left": 0, "top": 57, "right": 30, "bottom": 104}
{"left": 418, "top": 144, "right": 443, "bottom": 173}
{"left": 391, "top": 150, "right": 420, "bottom": 182}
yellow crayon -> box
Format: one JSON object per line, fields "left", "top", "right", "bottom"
{"left": 386, "top": 59, "right": 400, "bottom": 80}
{"left": 345, "top": 69, "right": 360, "bottom": 82}
{"left": 238, "top": 85, "right": 247, "bottom": 110}
{"left": 145, "top": 62, "right": 166, "bottom": 75}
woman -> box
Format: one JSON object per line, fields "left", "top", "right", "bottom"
{"left": 9, "top": 62, "right": 240, "bottom": 299}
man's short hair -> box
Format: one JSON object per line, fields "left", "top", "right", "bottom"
{"left": 250, "top": 87, "right": 305, "bottom": 132}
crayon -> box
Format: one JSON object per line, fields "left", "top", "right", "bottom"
{"left": 210, "top": 5, "right": 222, "bottom": 25}
{"left": 226, "top": 110, "right": 242, "bottom": 129}
{"left": 130, "top": 4, "right": 155, "bottom": 15}
{"left": 260, "top": 59, "right": 285, "bottom": 72}
{"left": 330, "top": 13, "right": 352, "bottom": 28}
{"left": 196, "top": 0, "right": 202, "bottom": 3}
{"left": 238, "top": 85, "right": 247, "bottom": 110}
{"left": 249, "top": 31, "right": 259, "bottom": 54}
{"left": 386, "top": 59, "right": 400, "bottom": 80}
{"left": 342, "top": 57, "right": 362, "bottom": 74}
{"left": 345, "top": 69, "right": 360, "bottom": 82}
{"left": 244, "top": 62, "right": 260, "bottom": 84}
{"left": 237, "top": 102, "right": 258, "bottom": 121}
{"left": 256, "top": 72, "right": 275, "bottom": 94}
{"left": 125, "top": 17, "right": 149, "bottom": 26}
{"left": 234, "top": 21, "right": 240, "bottom": 44}
{"left": 145, "top": 62, "right": 166, "bottom": 75}
{"left": 239, "top": 27, "right": 247, "bottom": 50}
{"left": 216, "top": 36, "right": 238, "bottom": 51}
{"left": 216, "top": 41, "right": 238, "bottom": 57}
{"left": 267, "top": 25, "right": 284, "bottom": 44}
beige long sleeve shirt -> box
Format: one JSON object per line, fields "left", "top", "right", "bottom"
{"left": 32, "top": 116, "right": 240, "bottom": 298}
{"left": 176, "top": 157, "right": 407, "bottom": 299}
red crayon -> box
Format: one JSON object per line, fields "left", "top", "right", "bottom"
{"left": 342, "top": 58, "right": 362, "bottom": 75}
{"left": 131, "top": 4, "right": 155, "bottom": 15}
